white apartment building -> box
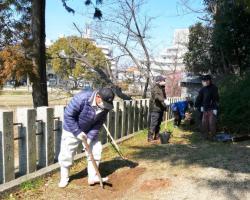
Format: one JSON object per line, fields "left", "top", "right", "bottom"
{"left": 151, "top": 28, "right": 189, "bottom": 76}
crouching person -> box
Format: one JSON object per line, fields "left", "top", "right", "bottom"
{"left": 171, "top": 98, "right": 194, "bottom": 127}
{"left": 58, "top": 88, "right": 115, "bottom": 188}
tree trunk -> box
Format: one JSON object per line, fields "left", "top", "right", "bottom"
{"left": 220, "top": 48, "right": 229, "bottom": 74}
{"left": 142, "top": 77, "right": 149, "bottom": 98}
{"left": 31, "top": 0, "right": 48, "bottom": 107}
{"left": 142, "top": 63, "right": 151, "bottom": 98}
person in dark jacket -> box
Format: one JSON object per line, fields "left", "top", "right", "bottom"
{"left": 171, "top": 98, "right": 194, "bottom": 127}
{"left": 58, "top": 88, "right": 115, "bottom": 188}
{"left": 148, "top": 75, "right": 167, "bottom": 142}
{"left": 195, "top": 75, "right": 219, "bottom": 140}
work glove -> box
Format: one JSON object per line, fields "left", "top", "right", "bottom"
{"left": 213, "top": 110, "right": 218, "bottom": 116}
{"left": 87, "top": 138, "right": 91, "bottom": 145}
{"left": 164, "top": 99, "right": 170, "bottom": 106}
{"left": 77, "top": 132, "right": 87, "bottom": 141}
{"left": 200, "top": 107, "right": 204, "bottom": 112}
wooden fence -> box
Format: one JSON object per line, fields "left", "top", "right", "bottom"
{"left": 0, "top": 97, "right": 183, "bottom": 185}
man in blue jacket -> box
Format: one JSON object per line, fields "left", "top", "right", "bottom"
{"left": 58, "top": 88, "right": 115, "bottom": 188}
{"left": 171, "top": 98, "right": 194, "bottom": 127}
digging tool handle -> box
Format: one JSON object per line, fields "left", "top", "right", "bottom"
{"left": 82, "top": 137, "right": 104, "bottom": 188}
{"left": 103, "top": 124, "right": 120, "bottom": 150}
{"left": 103, "top": 124, "right": 126, "bottom": 160}
{"left": 110, "top": 138, "right": 126, "bottom": 160}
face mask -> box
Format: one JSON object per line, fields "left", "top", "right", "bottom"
{"left": 202, "top": 81, "right": 207, "bottom": 87}
{"left": 97, "top": 102, "right": 105, "bottom": 109}
{"left": 159, "top": 81, "right": 166, "bottom": 86}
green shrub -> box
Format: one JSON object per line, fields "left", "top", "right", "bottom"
{"left": 218, "top": 73, "right": 250, "bottom": 134}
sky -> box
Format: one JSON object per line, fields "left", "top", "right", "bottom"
{"left": 46, "top": 0, "right": 204, "bottom": 53}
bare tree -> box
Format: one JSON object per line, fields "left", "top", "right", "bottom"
{"left": 92, "top": 0, "right": 154, "bottom": 98}
{"left": 178, "top": 0, "right": 212, "bottom": 22}
{"left": 54, "top": 34, "right": 132, "bottom": 100}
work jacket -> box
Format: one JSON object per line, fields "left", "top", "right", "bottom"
{"left": 150, "top": 84, "right": 167, "bottom": 112}
{"left": 63, "top": 91, "right": 108, "bottom": 140}
{"left": 195, "top": 84, "right": 219, "bottom": 112}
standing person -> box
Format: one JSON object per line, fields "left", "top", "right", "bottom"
{"left": 148, "top": 75, "right": 168, "bottom": 142}
{"left": 171, "top": 98, "right": 194, "bottom": 127}
{"left": 195, "top": 75, "right": 219, "bottom": 140}
{"left": 58, "top": 88, "right": 115, "bottom": 188}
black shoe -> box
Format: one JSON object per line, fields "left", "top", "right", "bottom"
{"left": 148, "top": 131, "right": 154, "bottom": 142}
{"left": 154, "top": 134, "right": 160, "bottom": 140}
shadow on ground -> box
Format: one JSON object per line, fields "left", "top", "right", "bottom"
{"left": 196, "top": 177, "right": 250, "bottom": 200}
{"left": 131, "top": 122, "right": 250, "bottom": 174}
{"left": 122, "top": 121, "right": 250, "bottom": 199}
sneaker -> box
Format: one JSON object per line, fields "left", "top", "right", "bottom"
{"left": 58, "top": 178, "right": 69, "bottom": 188}
{"left": 88, "top": 177, "right": 109, "bottom": 186}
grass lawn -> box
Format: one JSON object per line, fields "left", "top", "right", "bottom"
{"left": 0, "top": 90, "right": 71, "bottom": 108}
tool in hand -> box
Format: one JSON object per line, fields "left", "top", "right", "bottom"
{"left": 82, "top": 137, "right": 104, "bottom": 189}
{"left": 103, "top": 124, "right": 126, "bottom": 160}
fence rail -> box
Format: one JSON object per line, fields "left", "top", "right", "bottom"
{"left": 0, "top": 97, "right": 183, "bottom": 185}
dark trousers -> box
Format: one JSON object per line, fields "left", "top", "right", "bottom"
{"left": 148, "top": 111, "right": 164, "bottom": 140}
{"left": 173, "top": 111, "right": 181, "bottom": 126}
{"left": 201, "top": 111, "right": 217, "bottom": 140}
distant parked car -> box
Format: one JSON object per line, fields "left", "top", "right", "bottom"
{"left": 47, "top": 78, "right": 57, "bottom": 87}
{"left": 19, "top": 79, "right": 27, "bottom": 86}
{"left": 5, "top": 80, "right": 16, "bottom": 88}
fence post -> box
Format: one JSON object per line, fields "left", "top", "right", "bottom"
{"left": 127, "top": 101, "right": 133, "bottom": 134}
{"left": 146, "top": 99, "right": 151, "bottom": 128}
{"left": 143, "top": 100, "right": 148, "bottom": 129}
{"left": 99, "top": 125, "right": 107, "bottom": 145}
{"left": 16, "top": 108, "right": 37, "bottom": 175}
{"left": 114, "top": 101, "right": 120, "bottom": 139}
{"left": 0, "top": 111, "right": 15, "bottom": 184}
{"left": 139, "top": 100, "right": 143, "bottom": 130}
{"left": 107, "top": 110, "right": 115, "bottom": 140}
{"left": 133, "top": 100, "right": 139, "bottom": 132}
{"left": 54, "top": 106, "right": 64, "bottom": 160}
{"left": 102, "top": 117, "right": 109, "bottom": 145}
{"left": 37, "top": 107, "right": 54, "bottom": 167}
{"left": 119, "top": 104, "right": 123, "bottom": 139}
{"left": 121, "top": 101, "right": 128, "bottom": 137}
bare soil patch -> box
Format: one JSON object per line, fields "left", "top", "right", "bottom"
{"left": 69, "top": 167, "right": 146, "bottom": 200}
{"left": 139, "top": 178, "right": 172, "bottom": 192}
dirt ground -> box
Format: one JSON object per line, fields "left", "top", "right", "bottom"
{"left": 1, "top": 123, "right": 250, "bottom": 200}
